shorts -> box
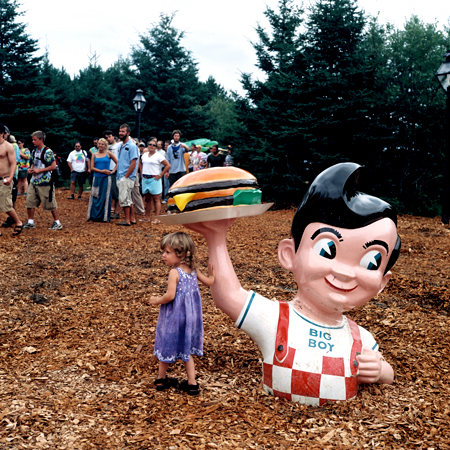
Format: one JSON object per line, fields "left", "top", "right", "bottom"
{"left": 111, "top": 173, "right": 118, "bottom": 200}
{"left": 117, "top": 177, "right": 135, "bottom": 207}
{"left": 70, "top": 171, "right": 86, "bottom": 185}
{"left": 18, "top": 169, "right": 29, "bottom": 179}
{"left": 26, "top": 184, "right": 58, "bottom": 211}
{"left": 0, "top": 179, "right": 13, "bottom": 213}
{"left": 142, "top": 176, "right": 162, "bottom": 195}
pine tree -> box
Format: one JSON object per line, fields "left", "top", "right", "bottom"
{"left": 237, "top": 0, "right": 382, "bottom": 204}
{"left": 237, "top": 0, "right": 308, "bottom": 203}
{"left": 71, "top": 53, "right": 116, "bottom": 143}
{"left": 131, "top": 13, "right": 210, "bottom": 138}
{"left": 302, "top": 0, "right": 370, "bottom": 165}
{"left": 102, "top": 57, "right": 139, "bottom": 136}
{"left": 29, "top": 53, "right": 77, "bottom": 155}
{"left": 0, "top": 0, "right": 41, "bottom": 133}
{"left": 375, "top": 17, "right": 450, "bottom": 215}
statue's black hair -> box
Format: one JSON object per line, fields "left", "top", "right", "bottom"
{"left": 291, "top": 163, "right": 401, "bottom": 274}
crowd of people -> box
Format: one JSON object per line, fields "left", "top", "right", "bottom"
{"left": 0, "top": 121, "right": 236, "bottom": 395}
{"left": 0, "top": 123, "right": 237, "bottom": 234}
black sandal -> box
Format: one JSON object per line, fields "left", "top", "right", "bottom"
{"left": 154, "top": 376, "right": 178, "bottom": 391}
{"left": 12, "top": 224, "right": 23, "bottom": 236}
{"left": 179, "top": 380, "right": 200, "bottom": 396}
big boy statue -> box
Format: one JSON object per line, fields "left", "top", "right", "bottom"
{"left": 186, "top": 163, "right": 401, "bottom": 406}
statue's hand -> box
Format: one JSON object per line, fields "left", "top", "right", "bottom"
{"left": 184, "top": 218, "right": 236, "bottom": 240}
{"left": 356, "top": 346, "right": 382, "bottom": 384}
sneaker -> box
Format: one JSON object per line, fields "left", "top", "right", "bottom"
{"left": 67, "top": 194, "right": 74, "bottom": 200}
{"left": 48, "top": 222, "right": 63, "bottom": 230}
{"left": 161, "top": 200, "right": 167, "bottom": 204}
{"left": 23, "top": 221, "right": 36, "bottom": 229}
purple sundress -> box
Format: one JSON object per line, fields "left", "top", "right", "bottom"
{"left": 154, "top": 268, "right": 204, "bottom": 363}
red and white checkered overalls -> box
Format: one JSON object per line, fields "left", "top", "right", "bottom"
{"left": 262, "top": 300, "right": 362, "bottom": 405}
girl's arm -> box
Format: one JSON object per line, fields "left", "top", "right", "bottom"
{"left": 109, "top": 151, "right": 118, "bottom": 173}
{"left": 91, "top": 154, "right": 98, "bottom": 173}
{"left": 197, "top": 264, "right": 215, "bottom": 287}
{"left": 156, "top": 159, "right": 170, "bottom": 180}
{"left": 148, "top": 268, "right": 179, "bottom": 305}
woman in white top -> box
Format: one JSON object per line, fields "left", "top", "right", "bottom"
{"left": 139, "top": 140, "right": 170, "bottom": 223}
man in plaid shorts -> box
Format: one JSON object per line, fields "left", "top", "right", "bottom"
{"left": 186, "top": 163, "right": 401, "bottom": 405}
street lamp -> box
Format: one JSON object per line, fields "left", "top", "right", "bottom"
{"left": 132, "top": 89, "right": 147, "bottom": 142}
{"left": 435, "top": 51, "right": 450, "bottom": 225}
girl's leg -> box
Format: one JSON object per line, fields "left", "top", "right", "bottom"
{"left": 150, "top": 195, "right": 155, "bottom": 214}
{"left": 151, "top": 194, "right": 161, "bottom": 223}
{"left": 23, "top": 177, "right": 28, "bottom": 194}
{"left": 144, "top": 193, "right": 152, "bottom": 220}
{"left": 158, "top": 361, "right": 170, "bottom": 379}
{"left": 184, "top": 356, "right": 196, "bottom": 385}
{"left": 153, "top": 194, "right": 161, "bottom": 217}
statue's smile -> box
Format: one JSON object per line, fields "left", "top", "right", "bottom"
{"left": 325, "top": 277, "right": 357, "bottom": 292}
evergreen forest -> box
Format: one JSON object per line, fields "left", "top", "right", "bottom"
{"left": 1, "top": 0, "right": 449, "bottom": 216}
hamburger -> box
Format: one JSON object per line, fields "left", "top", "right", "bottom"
{"left": 167, "top": 167, "right": 262, "bottom": 213}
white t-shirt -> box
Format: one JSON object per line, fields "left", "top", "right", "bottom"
{"left": 156, "top": 149, "right": 166, "bottom": 170}
{"left": 235, "top": 291, "right": 378, "bottom": 405}
{"left": 109, "top": 142, "right": 120, "bottom": 170}
{"left": 141, "top": 152, "right": 166, "bottom": 176}
{"left": 67, "top": 150, "right": 87, "bottom": 173}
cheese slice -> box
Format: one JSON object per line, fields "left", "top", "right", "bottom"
{"left": 173, "top": 193, "right": 197, "bottom": 212}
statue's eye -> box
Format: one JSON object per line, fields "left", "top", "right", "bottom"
{"left": 360, "top": 251, "right": 382, "bottom": 271}
{"left": 313, "top": 239, "right": 336, "bottom": 259}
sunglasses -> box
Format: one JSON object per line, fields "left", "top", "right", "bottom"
{"left": 148, "top": 144, "right": 156, "bottom": 147}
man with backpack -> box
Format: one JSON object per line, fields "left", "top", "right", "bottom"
{"left": 23, "top": 130, "right": 63, "bottom": 230}
{"left": 67, "top": 141, "right": 88, "bottom": 200}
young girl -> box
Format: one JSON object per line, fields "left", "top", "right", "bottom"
{"left": 148, "top": 232, "right": 215, "bottom": 395}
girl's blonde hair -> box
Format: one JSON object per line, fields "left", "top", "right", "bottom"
{"left": 161, "top": 232, "right": 196, "bottom": 269}
{"left": 97, "top": 137, "right": 108, "bottom": 148}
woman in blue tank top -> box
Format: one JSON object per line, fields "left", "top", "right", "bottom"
{"left": 87, "top": 138, "right": 118, "bottom": 222}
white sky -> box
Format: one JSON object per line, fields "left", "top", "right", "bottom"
{"left": 18, "top": 0, "right": 449, "bottom": 95}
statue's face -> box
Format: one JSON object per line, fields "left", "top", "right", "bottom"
{"left": 291, "top": 219, "right": 397, "bottom": 316}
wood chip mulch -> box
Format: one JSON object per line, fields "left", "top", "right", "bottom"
{"left": 1, "top": 191, "right": 449, "bottom": 449}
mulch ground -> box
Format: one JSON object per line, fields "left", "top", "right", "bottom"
{"left": 1, "top": 190, "right": 449, "bottom": 449}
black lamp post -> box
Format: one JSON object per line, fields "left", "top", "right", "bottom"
{"left": 132, "top": 89, "right": 147, "bottom": 142}
{"left": 435, "top": 51, "right": 450, "bottom": 225}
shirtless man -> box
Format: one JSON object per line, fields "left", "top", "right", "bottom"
{"left": 0, "top": 123, "right": 23, "bottom": 236}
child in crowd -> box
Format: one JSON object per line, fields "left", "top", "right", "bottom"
{"left": 148, "top": 232, "right": 215, "bottom": 396}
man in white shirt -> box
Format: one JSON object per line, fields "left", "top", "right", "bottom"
{"left": 67, "top": 142, "right": 88, "bottom": 200}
